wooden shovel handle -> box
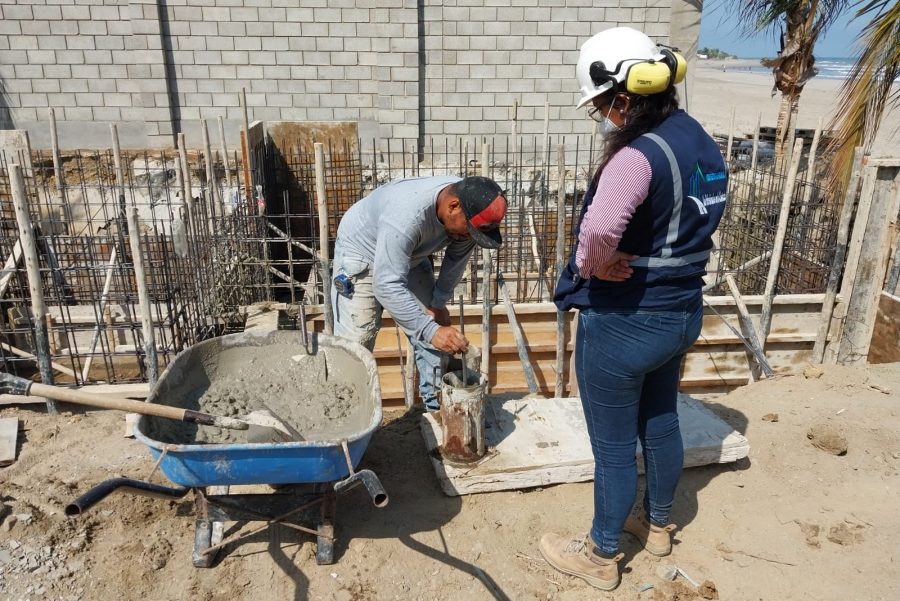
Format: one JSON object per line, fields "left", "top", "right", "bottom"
{"left": 28, "top": 383, "right": 248, "bottom": 430}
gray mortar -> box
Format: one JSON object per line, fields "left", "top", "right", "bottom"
{"left": 143, "top": 333, "right": 374, "bottom": 445}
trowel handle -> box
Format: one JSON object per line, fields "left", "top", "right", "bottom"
{"left": 22, "top": 381, "right": 248, "bottom": 430}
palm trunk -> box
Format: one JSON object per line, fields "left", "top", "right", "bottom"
{"left": 774, "top": 93, "right": 799, "bottom": 173}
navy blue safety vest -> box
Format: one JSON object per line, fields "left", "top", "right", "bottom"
{"left": 554, "top": 110, "right": 727, "bottom": 311}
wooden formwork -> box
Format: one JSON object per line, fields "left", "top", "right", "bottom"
{"left": 250, "top": 293, "right": 830, "bottom": 406}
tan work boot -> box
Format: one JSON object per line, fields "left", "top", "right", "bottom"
{"left": 623, "top": 513, "right": 677, "bottom": 556}
{"left": 539, "top": 533, "right": 624, "bottom": 591}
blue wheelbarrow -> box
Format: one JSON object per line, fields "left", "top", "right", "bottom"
{"left": 63, "top": 329, "right": 388, "bottom": 566}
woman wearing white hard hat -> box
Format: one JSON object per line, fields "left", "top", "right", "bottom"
{"left": 547, "top": 27, "right": 728, "bottom": 590}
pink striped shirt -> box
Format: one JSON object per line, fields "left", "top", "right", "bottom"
{"left": 575, "top": 146, "right": 652, "bottom": 278}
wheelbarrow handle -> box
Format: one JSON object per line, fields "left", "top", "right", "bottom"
{"left": 0, "top": 373, "right": 247, "bottom": 431}
{"left": 334, "top": 468, "right": 389, "bottom": 508}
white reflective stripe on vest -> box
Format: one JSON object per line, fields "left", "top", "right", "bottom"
{"left": 632, "top": 132, "right": 708, "bottom": 269}
{"left": 629, "top": 249, "right": 710, "bottom": 268}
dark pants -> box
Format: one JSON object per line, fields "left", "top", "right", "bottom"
{"left": 575, "top": 296, "right": 703, "bottom": 554}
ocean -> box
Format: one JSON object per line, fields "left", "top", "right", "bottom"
{"left": 740, "top": 57, "right": 856, "bottom": 80}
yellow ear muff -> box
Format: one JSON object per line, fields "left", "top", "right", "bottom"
{"left": 670, "top": 51, "right": 687, "bottom": 84}
{"left": 624, "top": 61, "right": 672, "bottom": 95}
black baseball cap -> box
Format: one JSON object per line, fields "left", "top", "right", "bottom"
{"left": 454, "top": 176, "right": 508, "bottom": 249}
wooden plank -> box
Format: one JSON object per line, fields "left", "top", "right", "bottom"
{"left": 0, "top": 417, "right": 20, "bottom": 466}
{"left": 838, "top": 165, "right": 900, "bottom": 364}
{"left": 868, "top": 292, "right": 900, "bottom": 364}
{"left": 420, "top": 395, "right": 750, "bottom": 496}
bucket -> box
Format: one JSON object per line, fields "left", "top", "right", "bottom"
{"left": 439, "top": 370, "right": 487, "bottom": 463}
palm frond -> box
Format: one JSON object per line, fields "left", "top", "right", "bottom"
{"left": 826, "top": 1, "right": 900, "bottom": 196}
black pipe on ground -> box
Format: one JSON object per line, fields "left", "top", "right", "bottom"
{"left": 65, "top": 478, "right": 189, "bottom": 517}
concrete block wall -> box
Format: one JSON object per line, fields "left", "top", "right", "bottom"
{"left": 0, "top": 0, "right": 695, "bottom": 150}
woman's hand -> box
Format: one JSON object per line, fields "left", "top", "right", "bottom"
{"left": 593, "top": 251, "right": 638, "bottom": 282}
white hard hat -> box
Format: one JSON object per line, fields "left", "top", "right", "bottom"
{"left": 575, "top": 27, "right": 665, "bottom": 108}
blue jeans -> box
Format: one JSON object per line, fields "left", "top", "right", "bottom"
{"left": 331, "top": 243, "right": 446, "bottom": 411}
{"left": 575, "top": 296, "right": 703, "bottom": 555}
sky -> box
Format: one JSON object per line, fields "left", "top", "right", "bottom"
{"left": 699, "top": 1, "right": 868, "bottom": 59}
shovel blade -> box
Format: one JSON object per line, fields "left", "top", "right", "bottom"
{"left": 243, "top": 409, "right": 304, "bottom": 444}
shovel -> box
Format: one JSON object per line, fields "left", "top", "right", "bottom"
{"left": 0, "top": 372, "right": 300, "bottom": 441}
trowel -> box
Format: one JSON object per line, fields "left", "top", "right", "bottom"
{"left": 0, "top": 372, "right": 302, "bottom": 442}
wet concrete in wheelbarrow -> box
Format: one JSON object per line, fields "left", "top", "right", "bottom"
{"left": 144, "top": 341, "right": 368, "bottom": 444}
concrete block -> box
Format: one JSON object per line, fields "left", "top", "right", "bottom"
{"left": 467, "top": 92, "right": 495, "bottom": 107}
{"left": 212, "top": 92, "right": 240, "bottom": 107}
{"left": 483, "top": 51, "right": 511, "bottom": 66}
{"left": 497, "top": 6, "right": 524, "bottom": 21}
{"left": 229, "top": 7, "right": 259, "bottom": 21}
{"left": 277, "top": 79, "right": 306, "bottom": 93}
{"left": 90, "top": 5, "right": 122, "bottom": 21}
{"left": 103, "top": 93, "right": 132, "bottom": 107}
{"left": 470, "top": 64, "right": 498, "bottom": 79}
{"left": 177, "top": 36, "right": 208, "bottom": 52}
{"left": 457, "top": 51, "right": 484, "bottom": 65}
{"left": 21, "top": 20, "right": 51, "bottom": 35}
{"left": 3, "top": 4, "right": 34, "bottom": 20}
{"left": 443, "top": 6, "right": 470, "bottom": 20}
{"left": 275, "top": 22, "right": 302, "bottom": 37}
{"left": 12, "top": 36, "right": 40, "bottom": 51}
{"left": 31, "top": 5, "right": 62, "bottom": 21}
{"left": 302, "top": 21, "right": 329, "bottom": 37}
{"left": 328, "top": 23, "right": 357, "bottom": 37}
{"left": 524, "top": 37, "right": 551, "bottom": 51}
{"left": 497, "top": 36, "right": 524, "bottom": 51}
{"left": 606, "top": 7, "right": 633, "bottom": 22}
{"left": 341, "top": 7, "right": 371, "bottom": 23}
{"left": 209, "top": 64, "right": 237, "bottom": 78}
{"left": 510, "top": 51, "right": 537, "bottom": 65}
{"left": 313, "top": 7, "right": 341, "bottom": 22}
{"left": 247, "top": 22, "right": 275, "bottom": 37}
{"left": 221, "top": 50, "right": 249, "bottom": 65}
{"left": 68, "top": 35, "right": 98, "bottom": 51}
{"left": 285, "top": 7, "right": 314, "bottom": 21}
{"left": 317, "top": 65, "right": 346, "bottom": 79}
{"left": 263, "top": 65, "right": 291, "bottom": 79}
{"left": 47, "top": 93, "right": 77, "bottom": 108}
{"left": 218, "top": 22, "right": 246, "bottom": 36}
{"left": 87, "top": 78, "right": 117, "bottom": 93}
{"left": 235, "top": 37, "right": 263, "bottom": 51}
{"left": 202, "top": 6, "right": 231, "bottom": 21}
{"left": 316, "top": 37, "right": 344, "bottom": 52}
{"left": 198, "top": 79, "right": 226, "bottom": 93}
{"left": 31, "top": 79, "right": 59, "bottom": 95}
{"left": 509, "top": 79, "right": 536, "bottom": 93}
{"left": 307, "top": 108, "right": 335, "bottom": 120}
{"left": 189, "top": 21, "right": 218, "bottom": 37}
{"left": 26, "top": 49, "right": 56, "bottom": 65}
{"left": 275, "top": 51, "right": 303, "bottom": 65}
{"left": 250, "top": 51, "right": 278, "bottom": 65}
{"left": 290, "top": 65, "right": 318, "bottom": 79}
{"left": 95, "top": 35, "right": 125, "bottom": 51}
{"left": 83, "top": 50, "right": 113, "bottom": 65}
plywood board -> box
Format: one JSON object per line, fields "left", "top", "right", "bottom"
{"left": 868, "top": 292, "right": 900, "bottom": 364}
{"left": 420, "top": 395, "right": 749, "bottom": 496}
{"left": 0, "top": 417, "right": 19, "bottom": 466}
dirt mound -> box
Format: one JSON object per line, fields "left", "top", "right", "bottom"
{"left": 1, "top": 361, "right": 898, "bottom": 600}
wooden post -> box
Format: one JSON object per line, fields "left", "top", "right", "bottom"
{"left": 126, "top": 208, "right": 159, "bottom": 384}
{"left": 725, "top": 106, "right": 736, "bottom": 165}
{"left": 480, "top": 142, "right": 492, "bottom": 391}
{"left": 498, "top": 274, "right": 538, "bottom": 395}
{"left": 725, "top": 275, "right": 768, "bottom": 381}
{"left": 48, "top": 108, "right": 65, "bottom": 198}
{"left": 759, "top": 137, "right": 805, "bottom": 346}
{"left": 201, "top": 119, "right": 218, "bottom": 221}
{"left": 9, "top": 164, "right": 56, "bottom": 413}
{"left": 836, "top": 162, "right": 900, "bottom": 364}
{"left": 110, "top": 124, "right": 126, "bottom": 198}
{"left": 314, "top": 142, "right": 333, "bottom": 335}
{"left": 217, "top": 115, "right": 233, "bottom": 190}
{"left": 240, "top": 88, "right": 252, "bottom": 210}
{"left": 812, "top": 148, "right": 864, "bottom": 363}
{"left": 554, "top": 144, "right": 566, "bottom": 398}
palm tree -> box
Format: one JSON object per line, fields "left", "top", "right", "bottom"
{"left": 735, "top": 0, "right": 846, "bottom": 168}
{"left": 826, "top": 0, "right": 900, "bottom": 195}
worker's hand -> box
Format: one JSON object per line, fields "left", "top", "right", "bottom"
{"left": 431, "top": 326, "right": 469, "bottom": 354}
{"left": 593, "top": 251, "right": 638, "bottom": 282}
{"left": 426, "top": 306, "right": 451, "bottom": 327}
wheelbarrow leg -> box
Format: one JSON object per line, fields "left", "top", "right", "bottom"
{"left": 315, "top": 487, "right": 336, "bottom": 565}
{"left": 192, "top": 486, "right": 227, "bottom": 568}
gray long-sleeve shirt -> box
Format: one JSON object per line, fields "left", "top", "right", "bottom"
{"left": 335, "top": 176, "right": 475, "bottom": 343}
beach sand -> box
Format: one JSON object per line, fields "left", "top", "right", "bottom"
{"left": 689, "top": 59, "right": 899, "bottom": 157}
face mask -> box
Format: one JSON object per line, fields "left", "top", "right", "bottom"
{"left": 600, "top": 102, "right": 620, "bottom": 135}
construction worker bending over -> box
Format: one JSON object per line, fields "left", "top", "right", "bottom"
{"left": 331, "top": 176, "right": 507, "bottom": 411}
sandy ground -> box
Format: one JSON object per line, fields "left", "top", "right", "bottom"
{"left": 1, "top": 361, "right": 898, "bottom": 600}
{"left": 689, "top": 59, "right": 900, "bottom": 157}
